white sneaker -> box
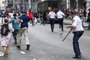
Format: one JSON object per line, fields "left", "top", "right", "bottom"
{"left": 0, "top": 52, "right": 4, "bottom": 56}
{"left": 20, "top": 51, "right": 25, "bottom": 54}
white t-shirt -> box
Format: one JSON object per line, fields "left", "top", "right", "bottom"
{"left": 48, "top": 11, "right": 56, "bottom": 19}
{"left": 56, "top": 11, "right": 65, "bottom": 18}
{"left": 72, "top": 16, "right": 84, "bottom": 32}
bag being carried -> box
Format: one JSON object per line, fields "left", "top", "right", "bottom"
{"left": 1, "top": 24, "right": 10, "bottom": 36}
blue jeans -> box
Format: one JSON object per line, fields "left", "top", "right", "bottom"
{"left": 50, "top": 18, "right": 55, "bottom": 32}
{"left": 12, "top": 29, "right": 19, "bottom": 43}
{"left": 88, "top": 22, "right": 90, "bottom": 30}
{"left": 58, "top": 18, "right": 64, "bottom": 31}
{"left": 73, "top": 31, "right": 84, "bottom": 56}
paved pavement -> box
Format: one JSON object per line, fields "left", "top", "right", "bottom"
{"left": 0, "top": 17, "right": 90, "bottom": 60}
{"left": 0, "top": 23, "right": 90, "bottom": 60}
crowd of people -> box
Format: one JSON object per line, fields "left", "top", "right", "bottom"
{"left": 0, "top": 8, "right": 90, "bottom": 59}
{"left": 0, "top": 10, "right": 32, "bottom": 56}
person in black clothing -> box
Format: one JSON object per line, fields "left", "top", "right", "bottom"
{"left": 87, "top": 9, "right": 90, "bottom": 30}
{"left": 42, "top": 11, "right": 47, "bottom": 25}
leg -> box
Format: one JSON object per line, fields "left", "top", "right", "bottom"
{"left": 6, "top": 46, "right": 9, "bottom": 55}
{"left": 52, "top": 19, "right": 54, "bottom": 32}
{"left": 88, "top": 22, "right": 90, "bottom": 30}
{"left": 61, "top": 19, "right": 64, "bottom": 31}
{"left": 21, "top": 29, "right": 30, "bottom": 50}
{"left": 50, "top": 19, "right": 52, "bottom": 32}
{"left": 59, "top": 18, "right": 63, "bottom": 31}
{"left": 16, "top": 29, "right": 23, "bottom": 49}
{"left": 43, "top": 19, "right": 45, "bottom": 25}
{"left": 12, "top": 31, "right": 17, "bottom": 44}
{"left": 2, "top": 46, "right": 7, "bottom": 55}
{"left": 23, "top": 29, "right": 30, "bottom": 50}
{"left": 58, "top": 19, "right": 61, "bottom": 28}
{"left": 73, "top": 35, "right": 81, "bottom": 56}
{"left": 12, "top": 30, "right": 19, "bottom": 44}
{"left": 73, "top": 31, "right": 84, "bottom": 58}
{"left": 50, "top": 19, "right": 54, "bottom": 32}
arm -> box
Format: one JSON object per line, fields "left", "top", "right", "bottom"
{"left": 67, "top": 25, "right": 75, "bottom": 30}
{"left": 67, "top": 18, "right": 77, "bottom": 29}
{"left": 67, "top": 25, "right": 75, "bottom": 28}
{"left": 9, "top": 18, "right": 14, "bottom": 23}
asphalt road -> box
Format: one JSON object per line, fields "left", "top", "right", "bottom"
{"left": 0, "top": 23, "right": 90, "bottom": 60}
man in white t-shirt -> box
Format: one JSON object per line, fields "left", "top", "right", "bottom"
{"left": 57, "top": 9, "right": 65, "bottom": 32}
{"left": 48, "top": 9, "right": 56, "bottom": 32}
{"left": 67, "top": 10, "right": 84, "bottom": 59}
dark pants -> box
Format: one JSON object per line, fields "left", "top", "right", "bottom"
{"left": 88, "top": 22, "right": 90, "bottom": 30}
{"left": 12, "top": 29, "right": 19, "bottom": 43}
{"left": 50, "top": 18, "right": 55, "bottom": 32}
{"left": 73, "top": 31, "right": 84, "bottom": 56}
{"left": 42, "top": 17, "right": 47, "bottom": 25}
{"left": 30, "top": 18, "right": 34, "bottom": 26}
{"left": 58, "top": 18, "right": 64, "bottom": 31}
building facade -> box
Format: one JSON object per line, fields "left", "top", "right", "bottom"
{"left": 4, "top": 0, "right": 13, "bottom": 12}
{"left": 2, "top": 0, "right": 89, "bottom": 12}
{"left": 13, "top": 0, "right": 31, "bottom": 12}
{"left": 31, "top": 0, "right": 41, "bottom": 12}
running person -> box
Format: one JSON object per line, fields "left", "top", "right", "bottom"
{"left": 17, "top": 11, "right": 30, "bottom": 50}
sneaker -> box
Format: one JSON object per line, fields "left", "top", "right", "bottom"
{"left": 26, "top": 45, "right": 30, "bottom": 51}
{"left": 20, "top": 51, "right": 25, "bottom": 54}
{"left": 16, "top": 46, "right": 20, "bottom": 50}
{"left": 72, "top": 55, "right": 81, "bottom": 59}
{"left": 4, "top": 53, "right": 8, "bottom": 56}
{"left": 0, "top": 52, "right": 4, "bottom": 56}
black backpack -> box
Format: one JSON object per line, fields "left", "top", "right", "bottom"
{"left": 1, "top": 24, "right": 10, "bottom": 36}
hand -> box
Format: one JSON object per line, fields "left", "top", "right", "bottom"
{"left": 20, "top": 20, "right": 23, "bottom": 23}
{"left": 67, "top": 25, "right": 74, "bottom": 28}
{"left": 14, "top": 20, "right": 19, "bottom": 23}
{"left": 67, "top": 25, "right": 71, "bottom": 28}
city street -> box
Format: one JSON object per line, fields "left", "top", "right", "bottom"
{"left": 0, "top": 0, "right": 90, "bottom": 60}
{"left": 0, "top": 23, "right": 90, "bottom": 60}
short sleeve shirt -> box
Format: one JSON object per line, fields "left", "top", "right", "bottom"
{"left": 48, "top": 11, "right": 56, "bottom": 19}
{"left": 72, "top": 16, "right": 84, "bottom": 32}
{"left": 56, "top": 11, "right": 65, "bottom": 18}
